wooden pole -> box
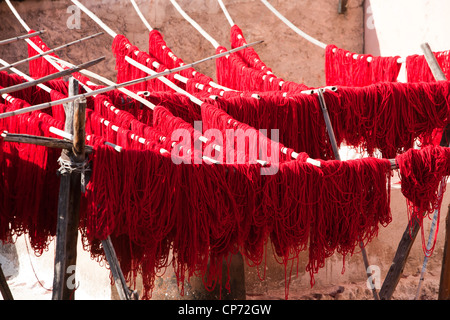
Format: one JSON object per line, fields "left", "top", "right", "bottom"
{"left": 420, "top": 43, "right": 447, "bottom": 81}
{"left": 1, "top": 132, "right": 93, "bottom": 153}
{"left": 317, "top": 89, "right": 379, "bottom": 300}
{"left": 379, "top": 42, "right": 449, "bottom": 300}
{"left": 0, "top": 264, "right": 13, "bottom": 300}
{"left": 0, "top": 56, "right": 105, "bottom": 95}
{"left": 0, "top": 32, "right": 103, "bottom": 72}
{"left": 379, "top": 220, "right": 421, "bottom": 300}
{"left": 52, "top": 77, "right": 86, "bottom": 300}
{"left": 102, "top": 236, "right": 138, "bottom": 300}
{"left": 439, "top": 204, "right": 450, "bottom": 299}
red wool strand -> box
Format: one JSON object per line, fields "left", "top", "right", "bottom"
{"left": 396, "top": 145, "right": 450, "bottom": 257}
{"left": 406, "top": 51, "right": 450, "bottom": 83}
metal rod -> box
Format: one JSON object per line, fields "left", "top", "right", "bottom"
{"left": 0, "top": 56, "right": 105, "bottom": 95}
{"left": 0, "top": 41, "right": 261, "bottom": 119}
{"left": 317, "top": 89, "right": 380, "bottom": 300}
{"left": 0, "top": 29, "right": 45, "bottom": 46}
{"left": 0, "top": 32, "right": 103, "bottom": 72}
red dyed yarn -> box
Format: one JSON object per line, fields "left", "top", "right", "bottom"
{"left": 27, "top": 30, "right": 91, "bottom": 84}
{"left": 230, "top": 24, "right": 272, "bottom": 73}
{"left": 0, "top": 99, "right": 62, "bottom": 254}
{"left": 406, "top": 51, "right": 450, "bottom": 83}
{"left": 325, "top": 45, "right": 402, "bottom": 86}
{"left": 215, "top": 46, "right": 301, "bottom": 92}
{"left": 112, "top": 34, "right": 183, "bottom": 92}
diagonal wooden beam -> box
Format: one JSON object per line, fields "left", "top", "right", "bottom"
{"left": 0, "top": 32, "right": 103, "bottom": 72}
{"left": 0, "top": 264, "right": 13, "bottom": 300}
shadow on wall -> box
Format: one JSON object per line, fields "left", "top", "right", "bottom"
{"left": 364, "top": 0, "right": 380, "bottom": 56}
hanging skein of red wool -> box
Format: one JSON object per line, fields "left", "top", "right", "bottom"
{"left": 230, "top": 24, "right": 272, "bottom": 73}
{"left": 148, "top": 29, "right": 186, "bottom": 69}
{"left": 152, "top": 105, "right": 205, "bottom": 163}
{"left": 262, "top": 157, "right": 318, "bottom": 298}
{"left": 0, "top": 101, "right": 61, "bottom": 254}
{"left": 333, "top": 81, "right": 450, "bottom": 158}
{"left": 112, "top": 34, "right": 182, "bottom": 92}
{"left": 261, "top": 155, "right": 392, "bottom": 297}
{"left": 0, "top": 71, "right": 52, "bottom": 107}
{"left": 27, "top": 30, "right": 91, "bottom": 84}
{"left": 84, "top": 144, "right": 239, "bottom": 299}
{"left": 309, "top": 157, "right": 392, "bottom": 286}
{"left": 216, "top": 46, "right": 231, "bottom": 88}
{"left": 395, "top": 145, "right": 450, "bottom": 257}
{"left": 148, "top": 29, "right": 215, "bottom": 88}
{"left": 200, "top": 103, "right": 296, "bottom": 164}
{"left": 325, "top": 44, "right": 402, "bottom": 86}
{"left": 0, "top": 104, "right": 16, "bottom": 243}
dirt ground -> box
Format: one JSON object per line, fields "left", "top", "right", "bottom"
{"left": 246, "top": 273, "right": 441, "bottom": 300}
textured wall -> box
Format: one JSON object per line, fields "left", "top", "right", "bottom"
{"left": 0, "top": 0, "right": 364, "bottom": 87}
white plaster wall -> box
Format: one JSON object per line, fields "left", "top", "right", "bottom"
{"left": 364, "top": 0, "right": 450, "bottom": 81}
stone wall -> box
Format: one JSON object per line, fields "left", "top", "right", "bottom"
{"left": 0, "top": 0, "right": 364, "bottom": 87}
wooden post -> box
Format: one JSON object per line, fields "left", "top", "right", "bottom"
{"left": 0, "top": 264, "right": 13, "bottom": 300}
{"left": 1, "top": 132, "right": 93, "bottom": 153}
{"left": 439, "top": 204, "right": 450, "bottom": 299}
{"left": 102, "top": 236, "right": 138, "bottom": 300}
{"left": 52, "top": 77, "right": 86, "bottom": 300}
{"left": 379, "top": 220, "right": 421, "bottom": 300}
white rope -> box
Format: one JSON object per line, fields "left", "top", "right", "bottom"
{"left": 5, "top": 0, "right": 80, "bottom": 74}
{"left": 130, "top": 0, "right": 153, "bottom": 31}
{"left": 260, "top": 0, "right": 327, "bottom": 49}
{"left": 71, "top": 0, "right": 117, "bottom": 38}
{"left": 130, "top": 0, "right": 236, "bottom": 92}
{"left": 217, "top": 0, "right": 235, "bottom": 27}
{"left": 169, "top": 0, "right": 220, "bottom": 49}
{"left": 48, "top": 55, "right": 156, "bottom": 110}
{"left": 260, "top": 0, "right": 405, "bottom": 64}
